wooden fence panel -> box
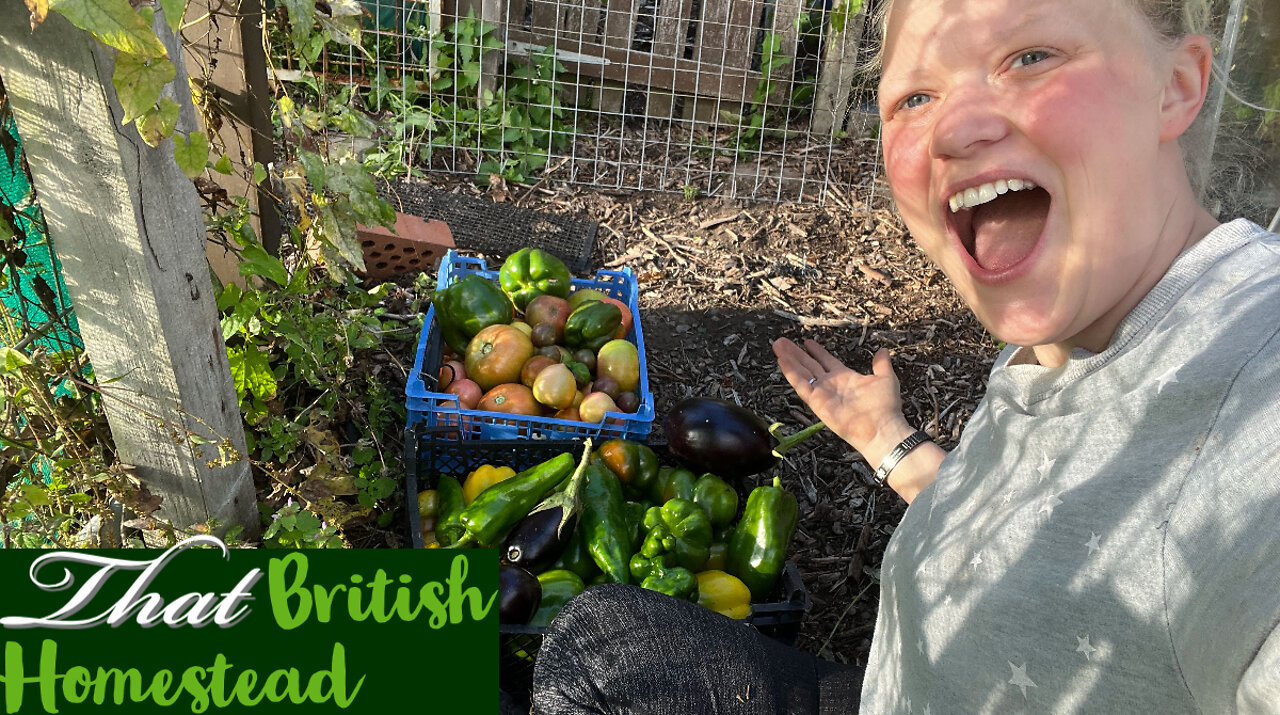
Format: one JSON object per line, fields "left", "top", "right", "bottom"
{"left": 652, "top": 0, "right": 695, "bottom": 59}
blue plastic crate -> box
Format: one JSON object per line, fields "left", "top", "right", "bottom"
{"left": 405, "top": 250, "right": 654, "bottom": 440}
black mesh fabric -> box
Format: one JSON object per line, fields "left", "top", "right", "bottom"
{"left": 381, "top": 180, "right": 597, "bottom": 274}
{"left": 531, "top": 585, "right": 863, "bottom": 715}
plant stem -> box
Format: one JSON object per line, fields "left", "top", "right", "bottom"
{"left": 768, "top": 420, "right": 827, "bottom": 458}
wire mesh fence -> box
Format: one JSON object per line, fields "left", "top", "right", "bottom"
{"left": 264, "top": 0, "right": 1276, "bottom": 219}
{"left": 266, "top": 0, "right": 886, "bottom": 204}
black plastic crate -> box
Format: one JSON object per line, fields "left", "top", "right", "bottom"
{"left": 402, "top": 425, "right": 810, "bottom": 702}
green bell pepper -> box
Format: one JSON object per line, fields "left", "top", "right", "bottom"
{"left": 431, "top": 274, "right": 515, "bottom": 354}
{"left": 580, "top": 464, "right": 632, "bottom": 584}
{"left": 434, "top": 475, "right": 466, "bottom": 546}
{"left": 639, "top": 499, "right": 712, "bottom": 571}
{"left": 655, "top": 467, "right": 696, "bottom": 504}
{"left": 563, "top": 301, "right": 622, "bottom": 353}
{"left": 640, "top": 562, "right": 698, "bottom": 601}
{"left": 624, "top": 500, "right": 648, "bottom": 551}
{"left": 594, "top": 439, "right": 660, "bottom": 501}
{"left": 529, "top": 569, "right": 585, "bottom": 626}
{"left": 692, "top": 473, "right": 738, "bottom": 529}
{"left": 628, "top": 551, "right": 673, "bottom": 582}
{"left": 726, "top": 476, "right": 798, "bottom": 600}
{"left": 498, "top": 248, "right": 573, "bottom": 312}
{"left": 453, "top": 452, "right": 574, "bottom": 547}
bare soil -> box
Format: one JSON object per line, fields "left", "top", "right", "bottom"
{"left": 388, "top": 161, "right": 999, "bottom": 668}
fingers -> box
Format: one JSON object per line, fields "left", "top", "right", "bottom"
{"left": 803, "top": 339, "right": 848, "bottom": 373}
{"left": 773, "top": 338, "right": 824, "bottom": 377}
{"left": 871, "top": 347, "right": 896, "bottom": 379}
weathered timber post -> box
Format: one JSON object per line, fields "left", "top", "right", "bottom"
{"left": 0, "top": 2, "right": 259, "bottom": 537}
{"left": 184, "top": 0, "right": 282, "bottom": 270}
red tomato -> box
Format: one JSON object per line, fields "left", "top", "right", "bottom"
{"left": 466, "top": 324, "right": 534, "bottom": 391}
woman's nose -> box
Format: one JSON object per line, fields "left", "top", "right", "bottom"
{"left": 929, "top": 86, "right": 1010, "bottom": 159}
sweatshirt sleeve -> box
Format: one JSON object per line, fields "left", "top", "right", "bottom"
{"left": 1237, "top": 625, "right": 1280, "bottom": 713}
{"left": 1164, "top": 328, "right": 1280, "bottom": 714}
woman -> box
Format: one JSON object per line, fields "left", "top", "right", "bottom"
{"left": 533, "top": 0, "right": 1280, "bottom": 711}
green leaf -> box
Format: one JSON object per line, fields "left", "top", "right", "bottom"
{"left": 51, "top": 0, "right": 168, "bottom": 58}
{"left": 0, "top": 346, "right": 33, "bottom": 374}
{"left": 112, "top": 53, "right": 175, "bottom": 124}
{"left": 136, "top": 97, "right": 179, "bottom": 146}
{"left": 279, "top": 0, "right": 315, "bottom": 50}
{"left": 21, "top": 483, "right": 52, "bottom": 507}
{"left": 213, "top": 154, "right": 233, "bottom": 175}
{"left": 252, "top": 162, "right": 268, "bottom": 186}
{"left": 229, "top": 344, "right": 276, "bottom": 402}
{"left": 158, "top": 0, "right": 185, "bottom": 33}
{"left": 173, "top": 131, "right": 209, "bottom": 178}
{"left": 239, "top": 244, "right": 288, "bottom": 286}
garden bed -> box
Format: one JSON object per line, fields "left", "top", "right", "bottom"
{"left": 382, "top": 165, "right": 998, "bottom": 669}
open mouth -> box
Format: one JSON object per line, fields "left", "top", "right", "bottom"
{"left": 947, "top": 180, "right": 1051, "bottom": 273}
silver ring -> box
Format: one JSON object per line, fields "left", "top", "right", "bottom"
{"left": 808, "top": 377, "right": 818, "bottom": 387}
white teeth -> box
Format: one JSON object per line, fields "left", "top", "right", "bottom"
{"left": 948, "top": 178, "right": 1039, "bottom": 212}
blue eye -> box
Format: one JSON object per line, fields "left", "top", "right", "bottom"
{"left": 1012, "top": 50, "right": 1050, "bottom": 68}
{"left": 901, "top": 93, "right": 931, "bottom": 110}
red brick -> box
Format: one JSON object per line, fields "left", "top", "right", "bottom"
{"left": 356, "top": 213, "right": 456, "bottom": 280}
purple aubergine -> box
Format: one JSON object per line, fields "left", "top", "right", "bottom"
{"left": 664, "top": 397, "right": 826, "bottom": 480}
{"left": 502, "top": 438, "right": 594, "bottom": 573}
{"left": 503, "top": 506, "right": 580, "bottom": 573}
{"left": 499, "top": 564, "right": 542, "bottom": 624}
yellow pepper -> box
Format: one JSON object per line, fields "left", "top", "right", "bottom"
{"left": 462, "top": 464, "right": 517, "bottom": 504}
{"left": 695, "top": 570, "right": 752, "bottom": 619}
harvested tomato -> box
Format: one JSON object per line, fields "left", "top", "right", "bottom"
{"left": 508, "top": 320, "right": 533, "bottom": 338}
{"left": 444, "top": 378, "right": 482, "bottom": 409}
{"left": 520, "top": 355, "right": 558, "bottom": 388}
{"left": 524, "top": 295, "right": 572, "bottom": 342}
{"left": 537, "top": 345, "right": 571, "bottom": 363}
{"left": 438, "top": 359, "right": 467, "bottom": 389}
{"left": 466, "top": 324, "right": 534, "bottom": 391}
{"left": 616, "top": 391, "right": 640, "bottom": 413}
{"left": 554, "top": 406, "right": 581, "bottom": 421}
{"left": 596, "top": 339, "right": 640, "bottom": 393}
{"left": 579, "top": 391, "right": 619, "bottom": 423}
{"left": 478, "top": 383, "right": 541, "bottom": 416}
{"left": 598, "top": 296, "right": 633, "bottom": 338}
{"left": 532, "top": 363, "right": 578, "bottom": 411}
{"left": 591, "top": 375, "right": 621, "bottom": 400}
{"left": 530, "top": 323, "right": 559, "bottom": 348}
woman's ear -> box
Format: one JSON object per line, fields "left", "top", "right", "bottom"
{"left": 1159, "top": 34, "right": 1214, "bottom": 142}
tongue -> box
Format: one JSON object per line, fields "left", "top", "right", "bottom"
{"left": 970, "top": 189, "right": 1049, "bottom": 272}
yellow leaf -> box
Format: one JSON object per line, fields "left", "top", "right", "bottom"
{"left": 50, "top": 0, "right": 168, "bottom": 58}
{"left": 25, "top": 0, "right": 48, "bottom": 29}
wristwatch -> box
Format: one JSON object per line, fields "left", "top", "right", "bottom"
{"left": 871, "top": 430, "right": 932, "bottom": 488}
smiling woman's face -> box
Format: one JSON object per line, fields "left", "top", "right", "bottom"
{"left": 877, "top": 0, "right": 1201, "bottom": 356}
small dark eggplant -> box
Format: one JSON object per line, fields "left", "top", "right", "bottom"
{"left": 502, "top": 438, "right": 594, "bottom": 573}
{"left": 664, "top": 397, "right": 826, "bottom": 480}
{"left": 499, "top": 564, "right": 542, "bottom": 624}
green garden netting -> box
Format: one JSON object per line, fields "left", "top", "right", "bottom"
{"left": 2, "top": 104, "right": 81, "bottom": 354}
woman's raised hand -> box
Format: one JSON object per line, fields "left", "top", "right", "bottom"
{"left": 772, "top": 338, "right": 916, "bottom": 467}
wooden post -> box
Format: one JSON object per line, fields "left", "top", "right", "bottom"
{"left": 0, "top": 2, "right": 259, "bottom": 537}
{"left": 810, "top": 2, "right": 866, "bottom": 136}
{"left": 183, "top": 0, "right": 282, "bottom": 274}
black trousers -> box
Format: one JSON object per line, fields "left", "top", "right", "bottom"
{"left": 531, "top": 585, "right": 863, "bottom": 714}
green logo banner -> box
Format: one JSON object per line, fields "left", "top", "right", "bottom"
{"left": 0, "top": 538, "right": 497, "bottom": 713}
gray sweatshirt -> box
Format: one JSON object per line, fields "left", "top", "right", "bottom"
{"left": 860, "top": 219, "right": 1280, "bottom": 714}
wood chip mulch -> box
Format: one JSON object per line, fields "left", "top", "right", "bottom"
{"left": 386, "top": 137, "right": 999, "bottom": 668}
